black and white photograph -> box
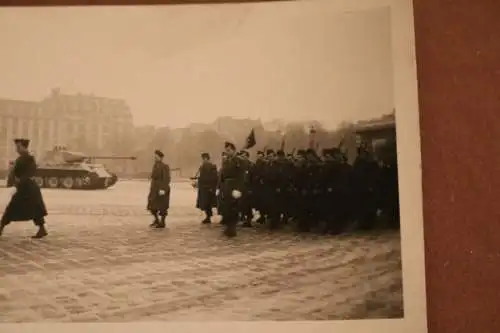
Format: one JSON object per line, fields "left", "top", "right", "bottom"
{"left": 0, "top": 0, "right": 426, "bottom": 331}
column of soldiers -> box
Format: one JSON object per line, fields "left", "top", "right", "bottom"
{"left": 196, "top": 141, "right": 400, "bottom": 238}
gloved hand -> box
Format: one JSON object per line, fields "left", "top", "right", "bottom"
{"left": 232, "top": 190, "right": 242, "bottom": 199}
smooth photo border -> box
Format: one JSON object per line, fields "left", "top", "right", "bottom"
{"left": 0, "top": 0, "right": 427, "bottom": 332}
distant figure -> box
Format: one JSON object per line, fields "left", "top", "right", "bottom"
{"left": 0, "top": 139, "right": 49, "bottom": 239}
{"left": 147, "top": 149, "right": 171, "bottom": 229}
{"left": 196, "top": 153, "right": 218, "bottom": 224}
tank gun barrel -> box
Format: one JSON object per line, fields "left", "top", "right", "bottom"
{"left": 86, "top": 156, "right": 137, "bottom": 160}
{"left": 84, "top": 156, "right": 137, "bottom": 162}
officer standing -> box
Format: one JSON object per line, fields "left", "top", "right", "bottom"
{"left": 147, "top": 149, "right": 171, "bottom": 229}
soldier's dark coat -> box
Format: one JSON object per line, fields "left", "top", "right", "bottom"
{"left": 351, "top": 155, "right": 380, "bottom": 229}
{"left": 147, "top": 161, "right": 171, "bottom": 212}
{"left": 196, "top": 161, "right": 218, "bottom": 211}
{"left": 2, "top": 152, "right": 48, "bottom": 223}
{"left": 237, "top": 157, "right": 254, "bottom": 219}
{"left": 219, "top": 155, "right": 244, "bottom": 221}
{"left": 251, "top": 157, "right": 267, "bottom": 214}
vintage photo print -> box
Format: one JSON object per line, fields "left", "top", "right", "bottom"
{"left": 0, "top": 0, "right": 426, "bottom": 332}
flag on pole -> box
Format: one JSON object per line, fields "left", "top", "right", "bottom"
{"left": 243, "top": 128, "right": 256, "bottom": 149}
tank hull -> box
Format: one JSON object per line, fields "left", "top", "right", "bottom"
{"left": 27, "top": 167, "right": 117, "bottom": 190}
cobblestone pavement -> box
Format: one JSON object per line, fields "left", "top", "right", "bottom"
{"left": 0, "top": 181, "right": 403, "bottom": 322}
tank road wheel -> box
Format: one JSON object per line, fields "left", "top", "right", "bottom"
{"left": 61, "top": 177, "right": 74, "bottom": 189}
{"left": 47, "top": 177, "right": 59, "bottom": 189}
{"left": 75, "top": 177, "right": 84, "bottom": 188}
{"left": 33, "top": 176, "right": 44, "bottom": 188}
{"left": 82, "top": 176, "right": 91, "bottom": 188}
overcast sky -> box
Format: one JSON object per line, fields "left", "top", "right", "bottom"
{"left": 0, "top": 2, "right": 393, "bottom": 129}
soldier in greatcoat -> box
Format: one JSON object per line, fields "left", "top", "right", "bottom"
{"left": 351, "top": 144, "right": 380, "bottom": 231}
{"left": 196, "top": 152, "right": 218, "bottom": 224}
{"left": 267, "top": 150, "right": 291, "bottom": 230}
{"left": 219, "top": 141, "right": 244, "bottom": 237}
{"left": 147, "top": 149, "right": 171, "bottom": 229}
{"left": 237, "top": 150, "right": 254, "bottom": 227}
{"left": 0, "top": 139, "right": 49, "bottom": 239}
{"left": 252, "top": 151, "right": 267, "bottom": 224}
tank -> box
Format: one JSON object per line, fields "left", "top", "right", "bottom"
{"left": 7, "top": 145, "right": 136, "bottom": 190}
{"left": 354, "top": 114, "right": 397, "bottom": 165}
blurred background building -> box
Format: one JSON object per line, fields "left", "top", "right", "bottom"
{"left": 0, "top": 88, "right": 134, "bottom": 173}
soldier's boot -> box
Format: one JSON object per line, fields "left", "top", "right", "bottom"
{"left": 155, "top": 215, "right": 166, "bottom": 229}
{"left": 269, "top": 215, "right": 281, "bottom": 231}
{"left": 223, "top": 225, "right": 237, "bottom": 238}
{"left": 149, "top": 211, "right": 160, "bottom": 227}
{"left": 297, "top": 218, "right": 311, "bottom": 233}
{"left": 223, "top": 218, "right": 237, "bottom": 238}
{"left": 202, "top": 210, "right": 212, "bottom": 224}
{"left": 242, "top": 218, "right": 252, "bottom": 228}
{"left": 32, "top": 224, "right": 48, "bottom": 239}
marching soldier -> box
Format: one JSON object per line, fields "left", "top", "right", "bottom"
{"left": 267, "top": 150, "right": 291, "bottom": 229}
{"left": 252, "top": 151, "right": 267, "bottom": 224}
{"left": 196, "top": 153, "right": 219, "bottom": 224}
{"left": 219, "top": 141, "right": 244, "bottom": 237}
{"left": 0, "top": 139, "right": 49, "bottom": 239}
{"left": 147, "top": 149, "right": 171, "bottom": 229}
{"left": 237, "top": 150, "right": 254, "bottom": 227}
{"left": 351, "top": 144, "right": 380, "bottom": 231}
{"left": 217, "top": 152, "right": 227, "bottom": 224}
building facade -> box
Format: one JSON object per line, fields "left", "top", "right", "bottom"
{"left": 0, "top": 88, "right": 134, "bottom": 171}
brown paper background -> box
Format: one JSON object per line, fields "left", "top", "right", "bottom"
{"left": 1, "top": 0, "right": 499, "bottom": 332}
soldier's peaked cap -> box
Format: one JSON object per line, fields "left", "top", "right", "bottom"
{"left": 224, "top": 141, "right": 236, "bottom": 150}
{"left": 154, "top": 149, "right": 164, "bottom": 158}
{"left": 297, "top": 149, "right": 306, "bottom": 155}
{"left": 266, "top": 149, "right": 274, "bottom": 155}
{"left": 276, "top": 150, "right": 285, "bottom": 156}
{"left": 201, "top": 152, "right": 210, "bottom": 159}
{"left": 14, "top": 138, "right": 30, "bottom": 148}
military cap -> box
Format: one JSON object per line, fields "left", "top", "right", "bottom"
{"left": 266, "top": 149, "right": 274, "bottom": 155}
{"left": 224, "top": 141, "right": 236, "bottom": 150}
{"left": 306, "top": 148, "right": 316, "bottom": 155}
{"left": 201, "top": 152, "right": 210, "bottom": 159}
{"left": 321, "top": 148, "right": 331, "bottom": 156}
{"left": 154, "top": 149, "right": 164, "bottom": 158}
{"left": 14, "top": 138, "right": 30, "bottom": 148}
{"left": 297, "top": 149, "right": 306, "bottom": 156}
{"left": 257, "top": 150, "right": 264, "bottom": 155}
{"left": 276, "top": 150, "right": 285, "bottom": 157}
